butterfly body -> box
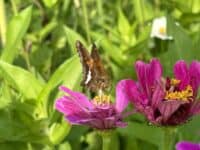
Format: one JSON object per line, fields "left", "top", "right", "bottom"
{"left": 76, "top": 41, "right": 110, "bottom": 92}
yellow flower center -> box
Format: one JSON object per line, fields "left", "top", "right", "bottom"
{"left": 165, "top": 85, "right": 193, "bottom": 101}
{"left": 170, "top": 78, "right": 181, "bottom": 86}
{"left": 159, "top": 26, "right": 166, "bottom": 35}
{"left": 93, "top": 95, "right": 111, "bottom": 105}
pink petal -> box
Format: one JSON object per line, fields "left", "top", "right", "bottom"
{"left": 135, "top": 59, "right": 162, "bottom": 97}
{"left": 73, "top": 118, "right": 104, "bottom": 129}
{"left": 149, "top": 59, "right": 163, "bottom": 84}
{"left": 151, "top": 82, "right": 165, "bottom": 108}
{"left": 59, "top": 86, "right": 93, "bottom": 109}
{"left": 125, "top": 81, "right": 149, "bottom": 106}
{"left": 55, "top": 97, "right": 84, "bottom": 115}
{"left": 174, "top": 60, "right": 189, "bottom": 90}
{"left": 190, "top": 100, "right": 200, "bottom": 116}
{"left": 189, "top": 61, "right": 200, "bottom": 94}
{"left": 115, "top": 79, "right": 135, "bottom": 113}
{"left": 103, "top": 117, "right": 116, "bottom": 129}
{"left": 115, "top": 121, "right": 127, "bottom": 128}
{"left": 158, "top": 100, "right": 187, "bottom": 121}
{"left": 176, "top": 141, "right": 200, "bottom": 150}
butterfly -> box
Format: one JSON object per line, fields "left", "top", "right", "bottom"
{"left": 76, "top": 40, "right": 110, "bottom": 92}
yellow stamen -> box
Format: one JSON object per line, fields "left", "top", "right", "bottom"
{"left": 165, "top": 85, "right": 193, "bottom": 101}
{"left": 171, "top": 78, "right": 181, "bottom": 86}
{"left": 159, "top": 27, "right": 166, "bottom": 35}
{"left": 93, "top": 95, "right": 111, "bottom": 105}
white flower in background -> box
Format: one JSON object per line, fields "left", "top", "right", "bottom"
{"left": 150, "top": 16, "right": 173, "bottom": 40}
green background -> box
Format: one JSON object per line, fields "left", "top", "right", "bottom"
{"left": 0, "top": 0, "right": 200, "bottom": 149}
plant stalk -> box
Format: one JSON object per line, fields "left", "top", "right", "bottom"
{"left": 82, "top": 0, "right": 91, "bottom": 43}
{"left": 0, "top": 0, "right": 7, "bottom": 46}
{"left": 101, "top": 132, "right": 111, "bottom": 150}
{"left": 154, "top": 0, "right": 160, "bottom": 16}
{"left": 139, "top": 0, "right": 145, "bottom": 29}
{"left": 161, "top": 127, "right": 177, "bottom": 150}
{"left": 11, "top": 0, "right": 18, "bottom": 15}
{"left": 97, "top": 0, "right": 104, "bottom": 23}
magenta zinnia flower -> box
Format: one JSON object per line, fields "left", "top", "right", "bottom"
{"left": 123, "top": 59, "right": 200, "bottom": 126}
{"left": 176, "top": 141, "right": 200, "bottom": 150}
{"left": 55, "top": 81, "right": 131, "bottom": 130}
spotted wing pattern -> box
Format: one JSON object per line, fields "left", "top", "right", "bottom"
{"left": 76, "top": 40, "right": 110, "bottom": 92}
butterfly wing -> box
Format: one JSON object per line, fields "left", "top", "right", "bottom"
{"left": 76, "top": 41, "right": 93, "bottom": 87}
{"left": 90, "top": 44, "right": 110, "bottom": 91}
{"left": 76, "top": 40, "right": 110, "bottom": 92}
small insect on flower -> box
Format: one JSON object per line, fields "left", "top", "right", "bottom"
{"left": 150, "top": 16, "right": 173, "bottom": 40}
{"left": 176, "top": 141, "right": 200, "bottom": 150}
{"left": 121, "top": 59, "right": 200, "bottom": 126}
{"left": 76, "top": 40, "right": 110, "bottom": 92}
{"left": 55, "top": 41, "right": 132, "bottom": 130}
{"left": 55, "top": 80, "right": 132, "bottom": 130}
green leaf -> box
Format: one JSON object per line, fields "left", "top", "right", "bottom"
{"left": 118, "top": 122, "right": 162, "bottom": 146}
{"left": 0, "top": 110, "right": 49, "bottom": 144}
{"left": 58, "top": 142, "right": 72, "bottom": 150}
{"left": 38, "top": 21, "right": 58, "bottom": 41}
{"left": 179, "top": 116, "right": 200, "bottom": 141}
{"left": 118, "top": 10, "right": 130, "bottom": 34}
{"left": 171, "top": 0, "right": 191, "bottom": 13}
{"left": 160, "top": 16, "right": 194, "bottom": 75}
{"left": 0, "top": 82, "right": 12, "bottom": 109}
{"left": 37, "top": 55, "right": 81, "bottom": 117}
{"left": 107, "top": 131, "right": 120, "bottom": 150}
{"left": 192, "top": 0, "right": 200, "bottom": 13}
{"left": 91, "top": 32, "right": 123, "bottom": 64}
{"left": 0, "top": 60, "right": 44, "bottom": 100}
{"left": 122, "top": 135, "right": 139, "bottom": 150}
{"left": 133, "top": 0, "right": 153, "bottom": 24}
{"left": 64, "top": 26, "right": 86, "bottom": 54}
{"left": 50, "top": 120, "right": 71, "bottom": 145}
{"left": 117, "top": 9, "right": 135, "bottom": 43}
{"left": 43, "top": 0, "right": 58, "bottom": 8}
{"left": 0, "top": 142, "right": 27, "bottom": 150}
{"left": 1, "top": 6, "right": 32, "bottom": 63}
{"left": 67, "top": 126, "right": 89, "bottom": 150}
{"left": 85, "top": 132, "right": 101, "bottom": 150}
{"left": 180, "top": 13, "right": 200, "bottom": 26}
{"left": 167, "top": 16, "right": 193, "bottom": 60}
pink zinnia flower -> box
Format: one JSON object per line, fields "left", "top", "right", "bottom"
{"left": 55, "top": 81, "right": 132, "bottom": 130}
{"left": 176, "top": 141, "right": 200, "bottom": 150}
{"left": 122, "top": 59, "right": 200, "bottom": 126}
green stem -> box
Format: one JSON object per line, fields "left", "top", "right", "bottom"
{"left": 0, "top": 0, "right": 7, "bottom": 46}
{"left": 154, "top": 0, "right": 160, "bottom": 16}
{"left": 10, "top": 0, "right": 18, "bottom": 15}
{"left": 161, "top": 127, "right": 177, "bottom": 150}
{"left": 101, "top": 133, "right": 111, "bottom": 150}
{"left": 97, "top": 0, "right": 104, "bottom": 23}
{"left": 23, "top": 50, "right": 32, "bottom": 71}
{"left": 161, "top": 40, "right": 165, "bottom": 53}
{"left": 82, "top": 0, "right": 91, "bottom": 43}
{"left": 33, "top": 0, "right": 45, "bottom": 21}
{"left": 139, "top": 0, "right": 145, "bottom": 29}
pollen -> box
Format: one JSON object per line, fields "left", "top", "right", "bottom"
{"left": 165, "top": 85, "right": 193, "bottom": 101}
{"left": 171, "top": 78, "right": 180, "bottom": 86}
{"left": 93, "top": 95, "right": 111, "bottom": 105}
{"left": 159, "top": 26, "right": 166, "bottom": 35}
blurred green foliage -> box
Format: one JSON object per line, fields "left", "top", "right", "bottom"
{"left": 0, "top": 0, "right": 200, "bottom": 149}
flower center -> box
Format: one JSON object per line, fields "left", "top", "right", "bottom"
{"left": 93, "top": 95, "right": 111, "bottom": 106}
{"left": 159, "top": 26, "right": 166, "bottom": 35}
{"left": 170, "top": 78, "right": 180, "bottom": 86}
{"left": 165, "top": 78, "right": 193, "bottom": 101}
